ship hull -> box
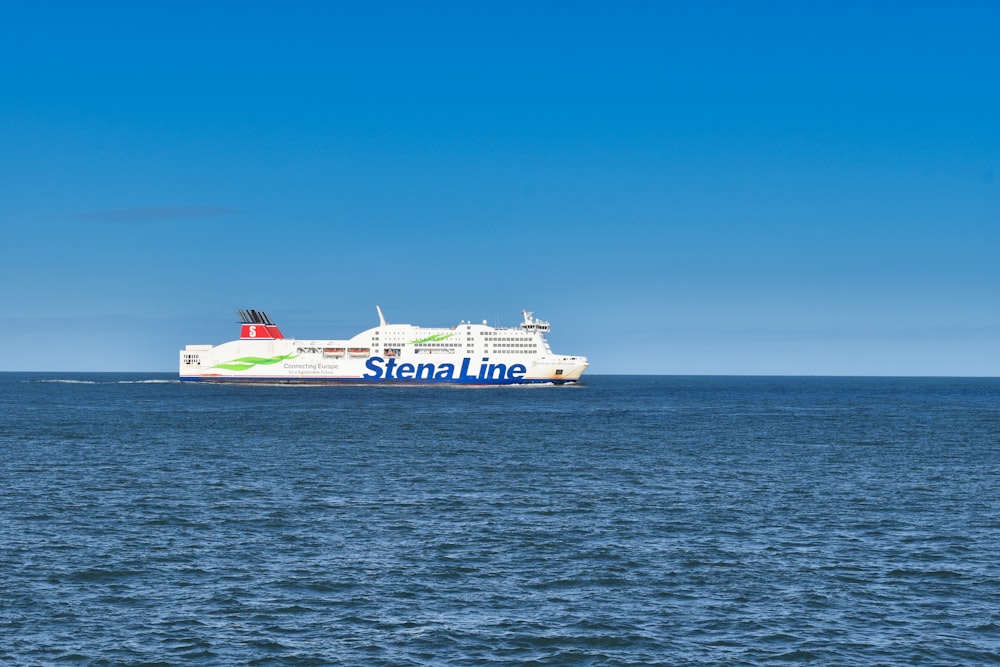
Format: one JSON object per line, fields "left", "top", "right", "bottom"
{"left": 179, "top": 376, "right": 581, "bottom": 386}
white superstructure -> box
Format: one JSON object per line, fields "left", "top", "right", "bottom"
{"left": 179, "top": 307, "right": 589, "bottom": 385}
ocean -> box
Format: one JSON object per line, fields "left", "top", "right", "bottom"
{"left": 1, "top": 373, "right": 998, "bottom": 665}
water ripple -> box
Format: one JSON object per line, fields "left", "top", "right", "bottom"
{"left": 1, "top": 374, "right": 998, "bottom": 664}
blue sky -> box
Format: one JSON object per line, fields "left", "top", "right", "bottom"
{"left": 1, "top": 2, "right": 997, "bottom": 375}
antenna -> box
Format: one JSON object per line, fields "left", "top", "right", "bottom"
{"left": 376, "top": 305, "right": 387, "bottom": 327}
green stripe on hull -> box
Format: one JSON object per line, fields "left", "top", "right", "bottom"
{"left": 211, "top": 354, "right": 298, "bottom": 372}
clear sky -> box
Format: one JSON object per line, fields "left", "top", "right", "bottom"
{"left": 1, "top": 2, "right": 997, "bottom": 375}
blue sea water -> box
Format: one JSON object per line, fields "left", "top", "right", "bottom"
{"left": 1, "top": 373, "right": 998, "bottom": 666}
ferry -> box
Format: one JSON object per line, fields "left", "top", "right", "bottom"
{"left": 179, "top": 307, "right": 589, "bottom": 385}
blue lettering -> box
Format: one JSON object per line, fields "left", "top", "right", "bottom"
{"left": 365, "top": 356, "right": 524, "bottom": 383}
{"left": 364, "top": 357, "right": 384, "bottom": 379}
